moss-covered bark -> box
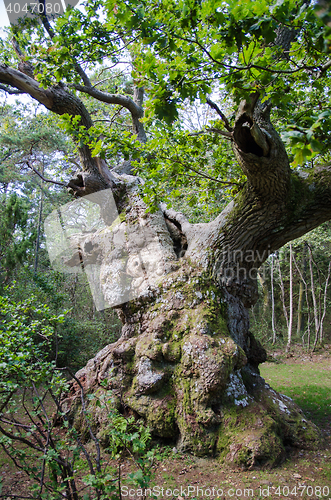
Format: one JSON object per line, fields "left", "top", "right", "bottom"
{"left": 62, "top": 264, "right": 321, "bottom": 467}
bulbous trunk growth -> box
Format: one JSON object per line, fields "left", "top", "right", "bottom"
{"left": 60, "top": 95, "right": 331, "bottom": 468}
{"left": 63, "top": 264, "right": 320, "bottom": 468}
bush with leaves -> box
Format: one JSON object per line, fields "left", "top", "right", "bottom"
{"left": 0, "top": 290, "right": 156, "bottom": 499}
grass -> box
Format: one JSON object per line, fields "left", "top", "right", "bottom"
{"left": 260, "top": 359, "right": 331, "bottom": 426}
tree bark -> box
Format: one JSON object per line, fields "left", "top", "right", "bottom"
{"left": 61, "top": 96, "right": 331, "bottom": 466}
{"left": 2, "top": 66, "right": 330, "bottom": 465}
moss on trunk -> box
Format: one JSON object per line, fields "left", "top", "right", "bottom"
{"left": 62, "top": 264, "right": 321, "bottom": 467}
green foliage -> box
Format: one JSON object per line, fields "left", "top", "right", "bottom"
{"left": 85, "top": 390, "right": 156, "bottom": 494}
{"left": 104, "top": 0, "right": 326, "bottom": 102}
{"left": 132, "top": 124, "right": 243, "bottom": 216}
{"left": 315, "top": 0, "right": 331, "bottom": 51}
{"left": 0, "top": 102, "right": 74, "bottom": 184}
{"left": 0, "top": 387, "right": 155, "bottom": 499}
{"left": 2, "top": 0, "right": 330, "bottom": 205}
{"left": 105, "top": 0, "right": 331, "bottom": 169}
{"left": 8, "top": 268, "right": 122, "bottom": 370}
{"left": 0, "top": 193, "right": 36, "bottom": 281}
{"left": 0, "top": 99, "right": 123, "bottom": 371}
{"left": 2, "top": 0, "right": 330, "bottom": 189}
{"left": 0, "top": 289, "right": 66, "bottom": 407}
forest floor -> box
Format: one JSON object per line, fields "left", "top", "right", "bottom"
{"left": 0, "top": 345, "right": 330, "bottom": 500}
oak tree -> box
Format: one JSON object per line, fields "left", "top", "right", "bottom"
{"left": 1, "top": 0, "right": 331, "bottom": 466}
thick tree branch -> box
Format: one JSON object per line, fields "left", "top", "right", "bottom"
{"left": 185, "top": 162, "right": 331, "bottom": 307}
{"left": 26, "top": 161, "right": 67, "bottom": 187}
{"left": 269, "top": 166, "right": 331, "bottom": 248}
{"left": 70, "top": 83, "right": 144, "bottom": 118}
{"left": 232, "top": 93, "right": 291, "bottom": 201}
{"left": 160, "top": 203, "right": 192, "bottom": 236}
{"left": 0, "top": 64, "right": 53, "bottom": 108}
{"left": 0, "top": 84, "right": 24, "bottom": 94}
{"left": 0, "top": 64, "right": 120, "bottom": 195}
{"left": 71, "top": 82, "right": 146, "bottom": 143}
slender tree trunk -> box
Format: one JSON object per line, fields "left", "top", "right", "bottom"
{"left": 34, "top": 163, "right": 44, "bottom": 273}
{"left": 257, "top": 265, "right": 270, "bottom": 316}
{"left": 277, "top": 252, "right": 289, "bottom": 330}
{"left": 319, "top": 260, "right": 331, "bottom": 344}
{"left": 293, "top": 254, "right": 307, "bottom": 348}
{"left": 271, "top": 254, "right": 276, "bottom": 344}
{"left": 296, "top": 244, "right": 307, "bottom": 336}
{"left": 287, "top": 244, "right": 293, "bottom": 351}
{"left": 308, "top": 245, "right": 320, "bottom": 349}
{"left": 296, "top": 280, "right": 304, "bottom": 335}
{"left": 309, "top": 249, "right": 323, "bottom": 345}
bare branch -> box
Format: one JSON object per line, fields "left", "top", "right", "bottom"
{"left": 190, "top": 128, "right": 232, "bottom": 139}
{"left": 26, "top": 161, "right": 67, "bottom": 187}
{"left": 0, "top": 420, "right": 44, "bottom": 452}
{"left": 180, "top": 163, "right": 240, "bottom": 185}
{"left": 206, "top": 98, "right": 233, "bottom": 132}
{"left": 0, "top": 84, "right": 25, "bottom": 95}
{"left": 0, "top": 391, "right": 15, "bottom": 413}
{"left": 167, "top": 155, "right": 241, "bottom": 186}
{"left": 66, "top": 368, "right": 102, "bottom": 473}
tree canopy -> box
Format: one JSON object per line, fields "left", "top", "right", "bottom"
{"left": 0, "top": 0, "right": 330, "bottom": 210}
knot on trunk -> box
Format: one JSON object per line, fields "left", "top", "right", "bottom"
{"left": 232, "top": 94, "right": 291, "bottom": 201}
{"left": 67, "top": 171, "right": 110, "bottom": 197}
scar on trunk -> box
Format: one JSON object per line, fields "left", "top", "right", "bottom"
{"left": 164, "top": 215, "right": 188, "bottom": 258}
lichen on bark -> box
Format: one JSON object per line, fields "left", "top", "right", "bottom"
{"left": 62, "top": 264, "right": 321, "bottom": 467}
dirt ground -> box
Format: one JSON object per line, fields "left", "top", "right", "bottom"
{"left": 1, "top": 347, "right": 330, "bottom": 500}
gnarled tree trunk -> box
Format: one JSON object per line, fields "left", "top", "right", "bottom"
{"left": 61, "top": 97, "right": 331, "bottom": 467}
{"left": 1, "top": 57, "right": 330, "bottom": 467}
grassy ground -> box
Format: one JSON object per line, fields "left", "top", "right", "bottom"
{"left": 1, "top": 345, "right": 331, "bottom": 499}
{"left": 260, "top": 352, "right": 331, "bottom": 429}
